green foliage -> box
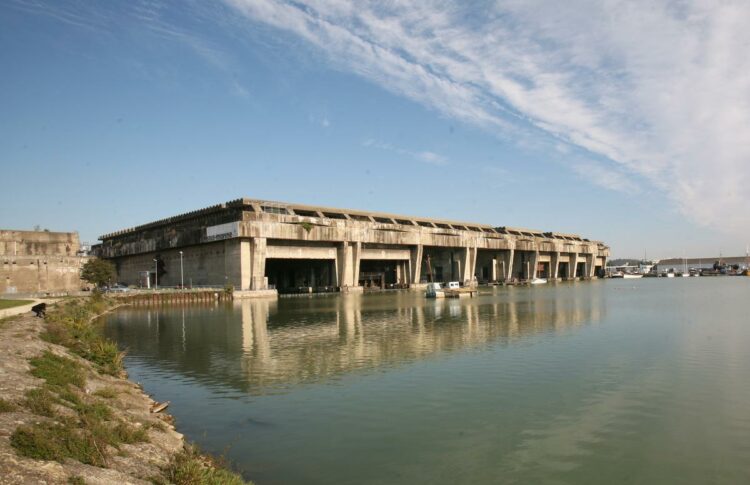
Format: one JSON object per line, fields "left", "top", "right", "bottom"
{"left": 161, "top": 445, "right": 252, "bottom": 485}
{"left": 42, "top": 298, "right": 124, "bottom": 376}
{"left": 92, "top": 387, "right": 118, "bottom": 399}
{"left": 0, "top": 398, "right": 16, "bottom": 412}
{"left": 68, "top": 475, "right": 86, "bottom": 485}
{"left": 30, "top": 351, "right": 85, "bottom": 389}
{"left": 23, "top": 388, "right": 57, "bottom": 417}
{"left": 299, "top": 221, "right": 314, "bottom": 233}
{"left": 80, "top": 259, "right": 116, "bottom": 288}
{"left": 11, "top": 423, "right": 105, "bottom": 466}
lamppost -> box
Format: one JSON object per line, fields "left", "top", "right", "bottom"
{"left": 179, "top": 251, "right": 184, "bottom": 289}
{"left": 153, "top": 258, "right": 158, "bottom": 290}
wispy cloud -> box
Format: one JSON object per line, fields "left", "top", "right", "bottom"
{"left": 223, "top": 0, "right": 750, "bottom": 233}
{"left": 363, "top": 139, "right": 448, "bottom": 166}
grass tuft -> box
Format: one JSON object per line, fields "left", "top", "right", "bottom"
{"left": 23, "top": 388, "right": 57, "bottom": 417}
{"left": 92, "top": 387, "right": 118, "bottom": 399}
{"left": 68, "top": 475, "right": 86, "bottom": 485}
{"left": 0, "top": 398, "right": 17, "bottom": 412}
{"left": 42, "top": 297, "right": 125, "bottom": 376}
{"left": 160, "top": 445, "right": 252, "bottom": 485}
{"left": 29, "top": 351, "right": 85, "bottom": 389}
{"left": 10, "top": 423, "right": 106, "bottom": 466}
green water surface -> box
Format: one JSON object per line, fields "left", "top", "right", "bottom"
{"left": 104, "top": 278, "right": 750, "bottom": 484}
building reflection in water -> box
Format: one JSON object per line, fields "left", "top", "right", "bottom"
{"left": 106, "top": 286, "right": 604, "bottom": 395}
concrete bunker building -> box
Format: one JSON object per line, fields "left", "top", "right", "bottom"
{"left": 96, "top": 198, "right": 609, "bottom": 297}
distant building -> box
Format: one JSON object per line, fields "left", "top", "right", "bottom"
{"left": 1, "top": 229, "right": 89, "bottom": 294}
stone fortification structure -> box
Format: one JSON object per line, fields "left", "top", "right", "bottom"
{"left": 96, "top": 198, "right": 609, "bottom": 298}
{"left": 1, "top": 230, "right": 88, "bottom": 294}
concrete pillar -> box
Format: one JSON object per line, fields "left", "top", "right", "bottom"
{"left": 491, "top": 254, "right": 498, "bottom": 282}
{"left": 458, "top": 247, "right": 475, "bottom": 284}
{"left": 530, "top": 251, "right": 539, "bottom": 279}
{"left": 505, "top": 249, "right": 514, "bottom": 282}
{"left": 249, "top": 237, "right": 267, "bottom": 290}
{"left": 464, "top": 247, "right": 477, "bottom": 285}
{"left": 336, "top": 242, "right": 361, "bottom": 289}
{"left": 551, "top": 252, "right": 560, "bottom": 280}
{"left": 352, "top": 241, "right": 361, "bottom": 286}
{"left": 410, "top": 244, "right": 423, "bottom": 285}
{"left": 587, "top": 254, "right": 596, "bottom": 278}
{"left": 570, "top": 253, "right": 579, "bottom": 279}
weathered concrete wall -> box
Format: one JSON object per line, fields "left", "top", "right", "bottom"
{"left": 110, "top": 240, "right": 241, "bottom": 289}
{"left": 0, "top": 230, "right": 80, "bottom": 257}
{"left": 97, "top": 198, "right": 610, "bottom": 292}
{"left": 1, "top": 230, "right": 87, "bottom": 294}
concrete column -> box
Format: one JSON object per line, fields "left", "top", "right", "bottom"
{"left": 352, "top": 241, "right": 361, "bottom": 286}
{"left": 505, "top": 249, "right": 515, "bottom": 282}
{"left": 491, "top": 254, "right": 498, "bottom": 282}
{"left": 249, "top": 237, "right": 267, "bottom": 290}
{"left": 551, "top": 252, "right": 560, "bottom": 280}
{"left": 458, "top": 247, "right": 474, "bottom": 284}
{"left": 530, "top": 251, "right": 539, "bottom": 279}
{"left": 570, "top": 253, "right": 579, "bottom": 279}
{"left": 336, "top": 242, "right": 361, "bottom": 289}
{"left": 587, "top": 254, "right": 596, "bottom": 278}
{"left": 240, "top": 240, "right": 251, "bottom": 290}
{"left": 410, "top": 244, "right": 423, "bottom": 285}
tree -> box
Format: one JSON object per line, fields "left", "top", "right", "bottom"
{"left": 81, "top": 258, "right": 116, "bottom": 288}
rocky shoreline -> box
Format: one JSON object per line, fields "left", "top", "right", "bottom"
{"left": 0, "top": 299, "right": 249, "bottom": 484}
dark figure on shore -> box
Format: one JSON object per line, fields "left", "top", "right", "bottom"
{"left": 31, "top": 303, "right": 46, "bottom": 318}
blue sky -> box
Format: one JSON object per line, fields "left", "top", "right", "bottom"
{"left": 2, "top": 0, "right": 749, "bottom": 259}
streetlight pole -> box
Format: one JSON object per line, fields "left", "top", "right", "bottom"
{"left": 153, "top": 258, "right": 158, "bottom": 290}
{"left": 179, "top": 251, "right": 184, "bottom": 289}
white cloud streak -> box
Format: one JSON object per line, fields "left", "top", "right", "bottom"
{"left": 363, "top": 139, "right": 448, "bottom": 166}
{"left": 223, "top": 0, "right": 750, "bottom": 233}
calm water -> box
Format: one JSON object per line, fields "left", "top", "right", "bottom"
{"left": 104, "top": 278, "right": 750, "bottom": 484}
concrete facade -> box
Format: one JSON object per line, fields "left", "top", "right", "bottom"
{"left": 1, "top": 230, "right": 89, "bottom": 294}
{"left": 96, "top": 198, "right": 609, "bottom": 297}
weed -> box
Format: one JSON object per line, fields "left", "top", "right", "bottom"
{"left": 162, "top": 445, "right": 252, "bottom": 485}
{"left": 29, "top": 351, "right": 85, "bottom": 389}
{"left": 42, "top": 297, "right": 124, "bottom": 376}
{"left": 68, "top": 475, "right": 86, "bottom": 485}
{"left": 76, "top": 401, "right": 112, "bottom": 421}
{"left": 92, "top": 387, "right": 118, "bottom": 399}
{"left": 23, "top": 388, "right": 57, "bottom": 417}
{"left": 0, "top": 398, "right": 16, "bottom": 412}
{"left": 144, "top": 420, "right": 168, "bottom": 433}
{"left": 112, "top": 422, "right": 149, "bottom": 444}
{"left": 10, "top": 424, "right": 106, "bottom": 466}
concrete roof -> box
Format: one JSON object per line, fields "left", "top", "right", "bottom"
{"left": 100, "top": 197, "right": 589, "bottom": 241}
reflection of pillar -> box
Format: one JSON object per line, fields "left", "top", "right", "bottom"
{"left": 410, "top": 244, "right": 423, "bottom": 285}
{"left": 250, "top": 237, "right": 267, "bottom": 290}
{"left": 239, "top": 299, "right": 271, "bottom": 359}
{"left": 551, "top": 252, "right": 560, "bottom": 280}
{"left": 338, "top": 295, "right": 362, "bottom": 344}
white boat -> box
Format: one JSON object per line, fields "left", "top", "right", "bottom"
{"left": 622, "top": 273, "right": 643, "bottom": 279}
{"left": 531, "top": 278, "right": 548, "bottom": 285}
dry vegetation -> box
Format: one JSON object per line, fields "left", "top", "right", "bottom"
{"left": 0, "top": 296, "right": 252, "bottom": 485}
